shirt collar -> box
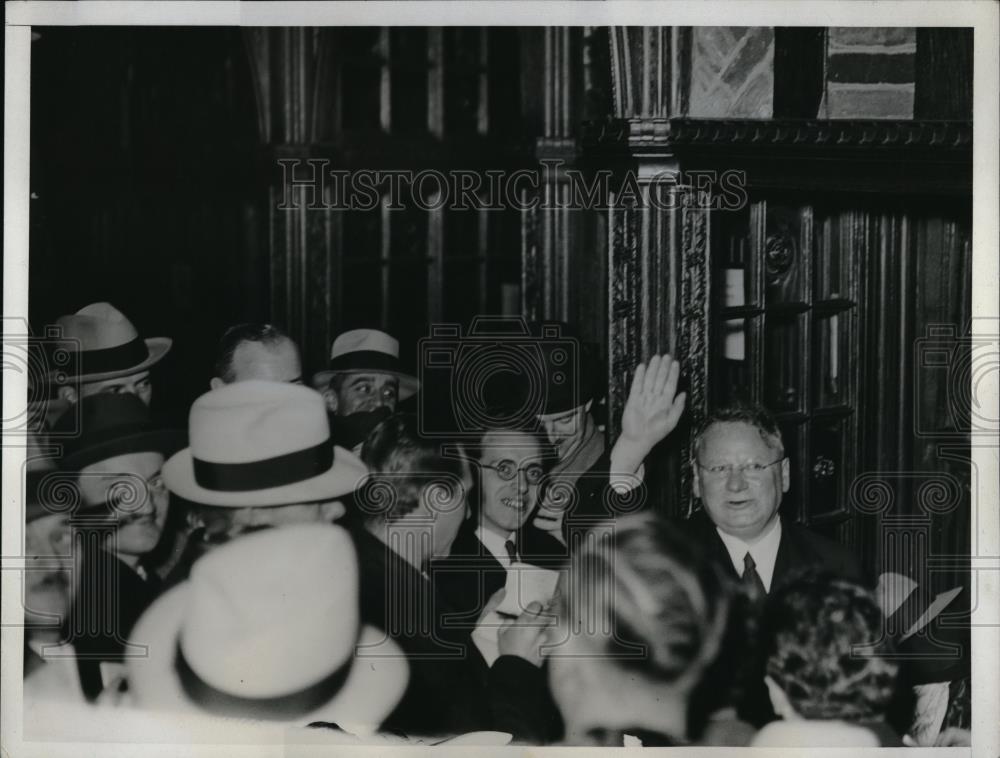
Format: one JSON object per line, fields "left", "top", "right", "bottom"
{"left": 715, "top": 517, "right": 782, "bottom": 592}
{"left": 475, "top": 525, "right": 515, "bottom": 567}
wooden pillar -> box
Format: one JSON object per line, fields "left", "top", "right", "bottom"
{"left": 522, "top": 27, "right": 580, "bottom": 325}
{"left": 243, "top": 28, "right": 339, "bottom": 370}
{"left": 574, "top": 28, "right": 709, "bottom": 516}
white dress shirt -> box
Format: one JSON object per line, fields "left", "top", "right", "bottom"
{"left": 716, "top": 517, "right": 783, "bottom": 593}
{"left": 475, "top": 525, "right": 515, "bottom": 569}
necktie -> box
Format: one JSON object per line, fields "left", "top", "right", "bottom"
{"left": 504, "top": 539, "right": 518, "bottom": 564}
{"left": 743, "top": 551, "right": 767, "bottom": 597}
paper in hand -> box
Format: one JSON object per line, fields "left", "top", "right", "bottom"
{"left": 494, "top": 562, "right": 560, "bottom": 617}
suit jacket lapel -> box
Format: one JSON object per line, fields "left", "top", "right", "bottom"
{"left": 689, "top": 510, "right": 741, "bottom": 583}
{"left": 773, "top": 519, "right": 804, "bottom": 589}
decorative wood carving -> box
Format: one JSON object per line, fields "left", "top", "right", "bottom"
{"left": 599, "top": 27, "right": 698, "bottom": 515}
{"left": 676, "top": 198, "right": 711, "bottom": 514}
{"left": 582, "top": 116, "right": 971, "bottom": 149}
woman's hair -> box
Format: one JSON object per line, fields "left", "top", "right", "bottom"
{"left": 359, "top": 413, "right": 466, "bottom": 524}
{"left": 558, "top": 512, "right": 730, "bottom": 687}
{"left": 764, "top": 572, "right": 899, "bottom": 722}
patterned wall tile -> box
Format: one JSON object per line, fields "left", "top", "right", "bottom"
{"left": 822, "top": 27, "right": 915, "bottom": 119}
{"left": 688, "top": 27, "right": 774, "bottom": 119}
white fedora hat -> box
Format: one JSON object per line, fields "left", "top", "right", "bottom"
{"left": 163, "top": 380, "right": 368, "bottom": 507}
{"left": 311, "top": 328, "right": 419, "bottom": 401}
{"left": 127, "top": 523, "right": 408, "bottom": 731}
{"left": 48, "top": 302, "right": 171, "bottom": 383}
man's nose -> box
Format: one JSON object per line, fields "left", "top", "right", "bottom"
{"left": 134, "top": 491, "right": 157, "bottom": 515}
{"left": 725, "top": 467, "right": 749, "bottom": 490}
{"left": 516, "top": 471, "right": 531, "bottom": 495}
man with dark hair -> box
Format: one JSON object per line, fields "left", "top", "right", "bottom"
{"left": 210, "top": 323, "right": 302, "bottom": 388}
{"left": 353, "top": 413, "right": 559, "bottom": 740}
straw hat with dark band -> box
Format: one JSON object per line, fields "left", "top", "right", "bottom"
{"left": 162, "top": 381, "right": 368, "bottom": 508}
{"left": 49, "top": 302, "right": 171, "bottom": 384}
{"left": 127, "top": 524, "right": 408, "bottom": 729}
{"left": 311, "top": 329, "right": 419, "bottom": 400}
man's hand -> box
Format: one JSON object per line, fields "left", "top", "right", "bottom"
{"left": 612, "top": 354, "right": 687, "bottom": 472}
{"left": 496, "top": 602, "right": 554, "bottom": 667}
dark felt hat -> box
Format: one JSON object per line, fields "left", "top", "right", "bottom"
{"left": 53, "top": 393, "right": 185, "bottom": 473}
{"left": 529, "top": 320, "right": 601, "bottom": 416}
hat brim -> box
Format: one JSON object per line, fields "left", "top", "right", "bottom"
{"left": 162, "top": 445, "right": 369, "bottom": 508}
{"left": 59, "top": 428, "right": 188, "bottom": 473}
{"left": 49, "top": 337, "right": 172, "bottom": 384}
{"left": 310, "top": 370, "right": 419, "bottom": 402}
{"left": 127, "top": 583, "right": 409, "bottom": 733}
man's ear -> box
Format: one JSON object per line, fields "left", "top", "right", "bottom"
{"left": 209, "top": 377, "right": 225, "bottom": 390}
{"left": 780, "top": 456, "right": 791, "bottom": 493}
{"left": 57, "top": 385, "right": 78, "bottom": 405}
{"left": 321, "top": 387, "right": 338, "bottom": 414}
{"left": 764, "top": 675, "right": 798, "bottom": 720}
{"left": 186, "top": 509, "right": 204, "bottom": 531}
{"left": 318, "top": 500, "right": 347, "bottom": 522}
{"left": 692, "top": 464, "right": 702, "bottom": 499}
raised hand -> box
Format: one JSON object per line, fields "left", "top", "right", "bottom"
{"left": 613, "top": 354, "right": 687, "bottom": 471}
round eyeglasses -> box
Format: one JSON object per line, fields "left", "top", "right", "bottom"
{"left": 481, "top": 460, "right": 546, "bottom": 485}
{"left": 695, "top": 459, "right": 784, "bottom": 480}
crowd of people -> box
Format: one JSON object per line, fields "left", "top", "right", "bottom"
{"left": 20, "top": 302, "right": 971, "bottom": 746}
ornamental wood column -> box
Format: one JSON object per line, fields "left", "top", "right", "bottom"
{"left": 582, "top": 28, "right": 714, "bottom": 516}
{"left": 244, "top": 28, "right": 340, "bottom": 369}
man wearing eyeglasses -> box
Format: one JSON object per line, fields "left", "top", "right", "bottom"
{"left": 50, "top": 392, "right": 185, "bottom": 701}
{"left": 688, "top": 405, "right": 863, "bottom": 597}
{"left": 685, "top": 404, "right": 864, "bottom": 730}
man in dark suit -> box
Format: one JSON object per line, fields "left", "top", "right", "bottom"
{"left": 357, "top": 413, "right": 562, "bottom": 741}
{"left": 684, "top": 404, "right": 863, "bottom": 593}
{"left": 680, "top": 403, "right": 864, "bottom": 729}
{"left": 51, "top": 393, "right": 185, "bottom": 701}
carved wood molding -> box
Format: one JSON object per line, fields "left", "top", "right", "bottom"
{"left": 676, "top": 199, "right": 711, "bottom": 516}
{"left": 607, "top": 204, "right": 641, "bottom": 439}
{"left": 582, "top": 117, "right": 972, "bottom": 196}
{"left": 582, "top": 117, "right": 972, "bottom": 151}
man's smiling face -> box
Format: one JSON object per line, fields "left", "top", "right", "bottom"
{"left": 692, "top": 421, "right": 789, "bottom": 542}
{"left": 329, "top": 372, "right": 399, "bottom": 416}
